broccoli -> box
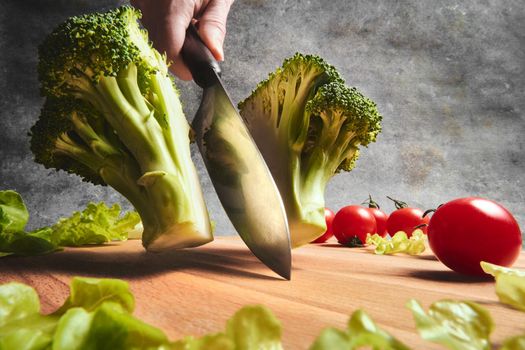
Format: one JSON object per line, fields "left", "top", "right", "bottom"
{"left": 31, "top": 6, "right": 212, "bottom": 251}
{"left": 239, "top": 54, "right": 382, "bottom": 247}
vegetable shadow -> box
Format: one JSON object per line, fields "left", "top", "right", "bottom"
{"left": 319, "top": 244, "right": 440, "bottom": 261}
{"left": 320, "top": 243, "right": 352, "bottom": 248}
{"left": 318, "top": 243, "right": 368, "bottom": 251}
{"left": 408, "top": 269, "right": 492, "bottom": 283}
{"left": 413, "top": 254, "right": 439, "bottom": 261}
{"left": 0, "top": 244, "right": 282, "bottom": 281}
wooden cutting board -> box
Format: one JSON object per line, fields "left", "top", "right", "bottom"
{"left": 0, "top": 236, "right": 523, "bottom": 349}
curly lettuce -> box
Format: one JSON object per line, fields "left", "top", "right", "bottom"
{"left": 366, "top": 229, "right": 426, "bottom": 255}
{"left": 50, "top": 203, "right": 140, "bottom": 246}
{"left": 406, "top": 299, "right": 493, "bottom": 350}
{"left": 310, "top": 309, "right": 409, "bottom": 350}
{"left": 0, "top": 190, "right": 57, "bottom": 256}
{"left": 0, "top": 190, "right": 139, "bottom": 256}
{"left": 0, "top": 278, "right": 282, "bottom": 350}
{"left": 481, "top": 261, "right": 525, "bottom": 312}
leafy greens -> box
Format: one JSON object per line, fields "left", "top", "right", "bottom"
{"left": 1, "top": 268, "right": 525, "bottom": 349}
{"left": 0, "top": 278, "right": 283, "bottom": 350}
{"left": 0, "top": 190, "right": 139, "bottom": 256}
{"left": 482, "top": 261, "right": 525, "bottom": 312}
{"left": 366, "top": 229, "right": 426, "bottom": 255}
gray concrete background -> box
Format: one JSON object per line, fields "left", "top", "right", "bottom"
{"left": 0, "top": 0, "right": 523, "bottom": 238}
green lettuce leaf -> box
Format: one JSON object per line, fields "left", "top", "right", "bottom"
{"left": 0, "top": 191, "right": 56, "bottom": 256}
{"left": 53, "top": 277, "right": 167, "bottom": 350}
{"left": 310, "top": 310, "right": 410, "bottom": 350}
{"left": 51, "top": 203, "right": 140, "bottom": 246}
{"left": 0, "top": 226, "right": 58, "bottom": 257}
{"left": 171, "top": 305, "right": 282, "bottom": 350}
{"left": 406, "top": 299, "right": 493, "bottom": 350}
{"left": 54, "top": 302, "right": 168, "bottom": 350}
{"left": 481, "top": 262, "right": 525, "bottom": 312}
{"left": 0, "top": 190, "right": 29, "bottom": 233}
{"left": 226, "top": 305, "right": 283, "bottom": 350}
{"left": 170, "top": 334, "right": 234, "bottom": 350}
{"left": 347, "top": 310, "right": 411, "bottom": 349}
{"left": 492, "top": 274, "right": 525, "bottom": 312}
{"left": 126, "top": 222, "right": 144, "bottom": 240}
{"left": 0, "top": 277, "right": 169, "bottom": 350}
{"left": 309, "top": 328, "right": 351, "bottom": 350}
{"left": 5, "top": 228, "right": 58, "bottom": 256}
{"left": 480, "top": 262, "right": 525, "bottom": 278}
{"left": 1, "top": 271, "right": 522, "bottom": 350}
{"left": 53, "top": 307, "right": 94, "bottom": 350}
{"left": 500, "top": 334, "right": 525, "bottom": 350}
{"left": 0, "top": 282, "right": 41, "bottom": 326}
{"left": 0, "top": 190, "right": 140, "bottom": 256}
{"left": 0, "top": 329, "right": 52, "bottom": 350}
{"left": 366, "top": 230, "right": 426, "bottom": 255}
{"left": 55, "top": 277, "right": 135, "bottom": 315}
{"left": 0, "top": 282, "right": 59, "bottom": 349}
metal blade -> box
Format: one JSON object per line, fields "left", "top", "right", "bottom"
{"left": 192, "top": 72, "right": 291, "bottom": 280}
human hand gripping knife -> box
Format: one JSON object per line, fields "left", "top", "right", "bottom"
{"left": 181, "top": 25, "right": 292, "bottom": 280}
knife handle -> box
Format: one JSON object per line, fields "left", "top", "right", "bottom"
{"left": 181, "top": 23, "right": 222, "bottom": 88}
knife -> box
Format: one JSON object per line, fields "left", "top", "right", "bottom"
{"left": 181, "top": 24, "right": 292, "bottom": 280}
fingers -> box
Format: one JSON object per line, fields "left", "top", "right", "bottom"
{"left": 131, "top": 0, "right": 233, "bottom": 80}
{"left": 159, "top": 2, "right": 195, "bottom": 80}
{"left": 197, "top": 0, "right": 233, "bottom": 61}
{"left": 164, "top": 15, "right": 194, "bottom": 80}
{"left": 134, "top": 0, "right": 194, "bottom": 80}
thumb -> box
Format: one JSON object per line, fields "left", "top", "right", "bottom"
{"left": 198, "top": 0, "right": 233, "bottom": 61}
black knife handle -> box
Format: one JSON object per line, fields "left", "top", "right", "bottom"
{"left": 181, "top": 23, "right": 221, "bottom": 88}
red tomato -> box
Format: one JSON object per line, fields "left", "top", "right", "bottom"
{"left": 363, "top": 195, "right": 388, "bottom": 237}
{"left": 428, "top": 197, "right": 522, "bottom": 276}
{"left": 333, "top": 205, "right": 377, "bottom": 246}
{"left": 311, "top": 208, "right": 335, "bottom": 243}
{"left": 386, "top": 207, "right": 429, "bottom": 237}
{"left": 367, "top": 208, "right": 388, "bottom": 237}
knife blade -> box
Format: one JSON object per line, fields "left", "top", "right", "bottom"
{"left": 181, "top": 24, "right": 291, "bottom": 279}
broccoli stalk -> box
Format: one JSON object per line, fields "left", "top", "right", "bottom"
{"left": 31, "top": 6, "right": 212, "bottom": 251}
{"left": 239, "top": 54, "right": 382, "bottom": 247}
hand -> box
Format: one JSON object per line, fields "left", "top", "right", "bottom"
{"left": 130, "top": 0, "right": 234, "bottom": 80}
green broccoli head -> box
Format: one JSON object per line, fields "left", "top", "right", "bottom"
{"left": 305, "top": 82, "right": 382, "bottom": 174}
{"left": 30, "top": 97, "right": 107, "bottom": 185}
{"left": 239, "top": 53, "right": 343, "bottom": 149}
{"left": 239, "top": 53, "right": 382, "bottom": 247}
{"left": 32, "top": 6, "right": 212, "bottom": 251}
{"left": 38, "top": 6, "right": 161, "bottom": 99}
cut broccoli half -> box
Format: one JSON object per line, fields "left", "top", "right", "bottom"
{"left": 32, "top": 6, "right": 212, "bottom": 251}
{"left": 239, "top": 53, "right": 382, "bottom": 247}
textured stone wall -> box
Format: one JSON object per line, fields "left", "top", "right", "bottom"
{"left": 1, "top": 0, "right": 523, "bottom": 238}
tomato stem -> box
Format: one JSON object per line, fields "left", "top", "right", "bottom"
{"left": 422, "top": 204, "right": 443, "bottom": 218}
{"left": 362, "top": 194, "right": 380, "bottom": 209}
{"left": 422, "top": 209, "right": 436, "bottom": 218}
{"left": 345, "top": 236, "right": 364, "bottom": 247}
{"left": 386, "top": 196, "right": 408, "bottom": 209}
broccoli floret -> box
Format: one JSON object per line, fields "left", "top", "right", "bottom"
{"left": 239, "top": 53, "right": 382, "bottom": 247}
{"left": 32, "top": 6, "right": 212, "bottom": 251}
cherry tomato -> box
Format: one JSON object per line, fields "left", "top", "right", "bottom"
{"left": 386, "top": 197, "right": 428, "bottom": 236}
{"left": 363, "top": 195, "right": 388, "bottom": 237}
{"left": 387, "top": 208, "right": 429, "bottom": 236}
{"left": 333, "top": 205, "right": 377, "bottom": 246}
{"left": 367, "top": 207, "right": 389, "bottom": 237}
{"left": 428, "top": 197, "right": 522, "bottom": 276}
{"left": 311, "top": 208, "right": 335, "bottom": 243}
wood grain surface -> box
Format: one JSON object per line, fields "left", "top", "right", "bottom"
{"left": 0, "top": 237, "right": 523, "bottom": 349}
